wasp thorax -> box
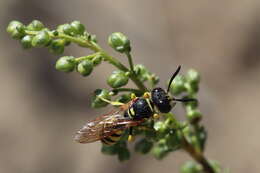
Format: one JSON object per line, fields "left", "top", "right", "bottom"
{"left": 126, "top": 98, "right": 154, "bottom": 120}
{"left": 151, "top": 87, "right": 173, "bottom": 113}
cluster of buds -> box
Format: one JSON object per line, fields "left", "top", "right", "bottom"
{"left": 55, "top": 54, "right": 102, "bottom": 76}
{"left": 6, "top": 20, "right": 88, "bottom": 54}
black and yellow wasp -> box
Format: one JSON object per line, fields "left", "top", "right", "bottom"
{"left": 74, "top": 66, "right": 196, "bottom": 145}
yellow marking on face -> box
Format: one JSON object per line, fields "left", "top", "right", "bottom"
{"left": 143, "top": 92, "right": 150, "bottom": 98}
{"left": 146, "top": 98, "right": 154, "bottom": 112}
{"left": 130, "top": 107, "right": 135, "bottom": 116}
{"left": 131, "top": 93, "right": 136, "bottom": 99}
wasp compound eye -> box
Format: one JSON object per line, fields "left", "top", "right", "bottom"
{"left": 151, "top": 87, "right": 172, "bottom": 113}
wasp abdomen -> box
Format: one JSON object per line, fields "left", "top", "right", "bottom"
{"left": 101, "top": 130, "right": 123, "bottom": 145}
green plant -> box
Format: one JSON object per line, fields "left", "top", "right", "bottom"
{"left": 7, "top": 20, "right": 223, "bottom": 173}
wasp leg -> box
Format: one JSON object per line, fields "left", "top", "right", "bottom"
{"left": 153, "top": 113, "right": 160, "bottom": 119}
{"left": 128, "top": 127, "right": 135, "bottom": 142}
{"left": 97, "top": 96, "right": 124, "bottom": 106}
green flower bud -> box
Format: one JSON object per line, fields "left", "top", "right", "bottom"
{"left": 150, "top": 74, "right": 160, "bottom": 86}
{"left": 52, "top": 30, "right": 59, "bottom": 36}
{"left": 20, "top": 35, "right": 33, "bottom": 49}
{"left": 134, "top": 64, "right": 149, "bottom": 82}
{"left": 135, "top": 138, "right": 153, "bottom": 154}
{"left": 57, "top": 24, "right": 66, "bottom": 33}
{"left": 48, "top": 39, "right": 65, "bottom": 54}
{"left": 107, "top": 70, "right": 129, "bottom": 88}
{"left": 62, "top": 23, "right": 74, "bottom": 35}
{"left": 186, "top": 109, "right": 202, "bottom": 123}
{"left": 55, "top": 56, "right": 75, "bottom": 72}
{"left": 186, "top": 69, "right": 200, "bottom": 85}
{"left": 6, "top": 21, "right": 25, "bottom": 39}
{"left": 165, "top": 132, "right": 181, "bottom": 149}
{"left": 91, "top": 89, "right": 111, "bottom": 108}
{"left": 197, "top": 126, "right": 207, "bottom": 151}
{"left": 184, "top": 100, "right": 198, "bottom": 109}
{"left": 169, "top": 75, "right": 186, "bottom": 95}
{"left": 209, "top": 160, "right": 222, "bottom": 173}
{"left": 31, "top": 30, "right": 50, "bottom": 47}
{"left": 27, "top": 20, "right": 44, "bottom": 31}
{"left": 70, "top": 21, "right": 85, "bottom": 35}
{"left": 154, "top": 121, "right": 166, "bottom": 132}
{"left": 108, "top": 32, "right": 131, "bottom": 53}
{"left": 92, "top": 55, "right": 103, "bottom": 66}
{"left": 152, "top": 139, "right": 170, "bottom": 160}
{"left": 77, "top": 60, "right": 93, "bottom": 76}
{"left": 180, "top": 161, "right": 202, "bottom": 173}
{"left": 90, "top": 34, "right": 97, "bottom": 43}
{"left": 184, "top": 82, "right": 199, "bottom": 94}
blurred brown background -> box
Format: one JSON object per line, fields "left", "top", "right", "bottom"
{"left": 1, "top": 0, "right": 260, "bottom": 173}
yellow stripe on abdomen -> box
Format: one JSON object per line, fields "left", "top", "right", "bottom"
{"left": 101, "top": 130, "right": 123, "bottom": 146}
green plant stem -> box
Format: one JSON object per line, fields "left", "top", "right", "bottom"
{"left": 125, "top": 51, "right": 134, "bottom": 73}
{"left": 182, "top": 136, "right": 215, "bottom": 173}
{"left": 112, "top": 88, "right": 143, "bottom": 95}
{"left": 25, "top": 30, "right": 148, "bottom": 92}
{"left": 75, "top": 52, "right": 100, "bottom": 62}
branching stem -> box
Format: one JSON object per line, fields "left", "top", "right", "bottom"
{"left": 25, "top": 30, "right": 148, "bottom": 92}
{"left": 182, "top": 135, "right": 215, "bottom": 173}
{"left": 112, "top": 88, "right": 143, "bottom": 96}
{"left": 125, "top": 51, "right": 135, "bottom": 73}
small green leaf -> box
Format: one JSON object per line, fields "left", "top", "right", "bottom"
{"left": 101, "top": 144, "right": 118, "bottom": 155}
{"left": 117, "top": 147, "right": 130, "bottom": 161}
{"left": 91, "top": 89, "right": 111, "bottom": 108}
{"left": 115, "top": 94, "right": 131, "bottom": 104}
{"left": 135, "top": 138, "right": 153, "bottom": 154}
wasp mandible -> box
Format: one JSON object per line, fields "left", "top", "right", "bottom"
{"left": 74, "top": 65, "right": 196, "bottom": 145}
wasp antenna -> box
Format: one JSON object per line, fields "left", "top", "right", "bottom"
{"left": 167, "top": 65, "right": 181, "bottom": 93}
{"left": 173, "top": 98, "right": 197, "bottom": 103}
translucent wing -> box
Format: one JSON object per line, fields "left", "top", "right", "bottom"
{"left": 74, "top": 100, "right": 143, "bottom": 144}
